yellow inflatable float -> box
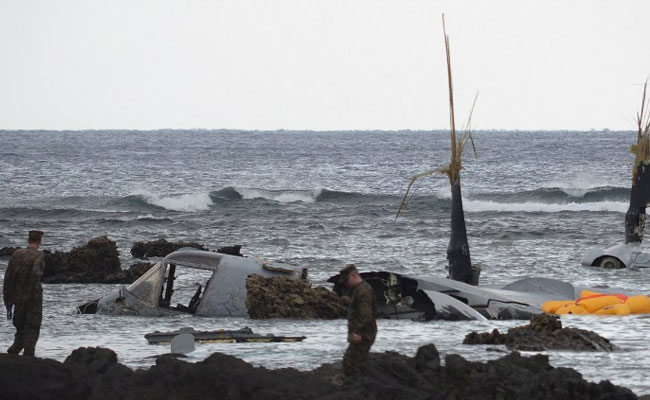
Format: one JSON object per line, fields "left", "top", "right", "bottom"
{"left": 542, "top": 290, "right": 650, "bottom": 315}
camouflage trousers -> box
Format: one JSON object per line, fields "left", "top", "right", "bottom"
{"left": 343, "top": 339, "right": 374, "bottom": 376}
{"left": 8, "top": 300, "right": 42, "bottom": 356}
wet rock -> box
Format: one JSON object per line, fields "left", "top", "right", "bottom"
{"left": 0, "top": 344, "right": 638, "bottom": 400}
{"left": 463, "top": 314, "right": 616, "bottom": 351}
{"left": 43, "top": 236, "right": 122, "bottom": 284}
{"left": 41, "top": 237, "right": 151, "bottom": 284}
{"left": 216, "top": 244, "right": 243, "bottom": 257}
{"left": 0, "top": 246, "right": 20, "bottom": 257}
{"left": 121, "top": 262, "right": 154, "bottom": 283}
{"left": 0, "top": 354, "right": 81, "bottom": 400}
{"left": 63, "top": 347, "right": 132, "bottom": 398}
{"left": 246, "top": 274, "right": 349, "bottom": 319}
{"left": 414, "top": 343, "right": 441, "bottom": 371}
{"left": 130, "top": 238, "right": 207, "bottom": 259}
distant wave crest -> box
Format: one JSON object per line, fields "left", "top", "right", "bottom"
{"left": 126, "top": 190, "right": 213, "bottom": 212}
{"left": 210, "top": 187, "right": 367, "bottom": 204}
{"left": 473, "top": 186, "right": 629, "bottom": 204}
{"left": 463, "top": 199, "right": 627, "bottom": 213}
{"left": 62, "top": 185, "right": 632, "bottom": 214}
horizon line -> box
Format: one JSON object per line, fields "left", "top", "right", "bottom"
{"left": 0, "top": 128, "right": 634, "bottom": 134}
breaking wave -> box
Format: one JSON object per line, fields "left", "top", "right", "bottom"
{"left": 462, "top": 186, "right": 628, "bottom": 213}
{"left": 126, "top": 190, "right": 213, "bottom": 212}
{"left": 40, "top": 185, "right": 629, "bottom": 214}
{"left": 210, "top": 187, "right": 369, "bottom": 204}
{"left": 471, "top": 186, "right": 629, "bottom": 204}
{"left": 225, "top": 187, "right": 322, "bottom": 203}
{"left": 463, "top": 199, "right": 627, "bottom": 213}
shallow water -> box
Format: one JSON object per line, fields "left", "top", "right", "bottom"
{"left": 2, "top": 130, "right": 650, "bottom": 395}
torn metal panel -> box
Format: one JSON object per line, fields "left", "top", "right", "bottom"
{"left": 78, "top": 248, "right": 306, "bottom": 317}
{"left": 145, "top": 327, "right": 307, "bottom": 344}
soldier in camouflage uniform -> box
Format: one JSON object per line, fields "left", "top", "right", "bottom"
{"left": 340, "top": 264, "right": 377, "bottom": 376}
{"left": 3, "top": 230, "right": 45, "bottom": 356}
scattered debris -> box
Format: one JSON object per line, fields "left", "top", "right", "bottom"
{"left": 170, "top": 333, "right": 195, "bottom": 354}
{"left": 145, "top": 327, "right": 306, "bottom": 344}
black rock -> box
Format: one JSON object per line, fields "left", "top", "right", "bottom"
{"left": 0, "top": 344, "right": 639, "bottom": 400}
{"left": 43, "top": 236, "right": 122, "bottom": 284}
{"left": 41, "top": 236, "right": 151, "bottom": 284}
{"left": 463, "top": 314, "right": 616, "bottom": 351}
{"left": 130, "top": 238, "right": 207, "bottom": 259}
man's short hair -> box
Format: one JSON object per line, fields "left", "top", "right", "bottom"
{"left": 338, "top": 264, "right": 358, "bottom": 284}
{"left": 28, "top": 230, "right": 44, "bottom": 243}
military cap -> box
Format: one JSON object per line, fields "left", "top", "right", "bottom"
{"left": 28, "top": 230, "right": 44, "bottom": 242}
{"left": 338, "top": 264, "right": 358, "bottom": 283}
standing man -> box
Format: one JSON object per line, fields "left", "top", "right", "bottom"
{"left": 3, "top": 230, "right": 45, "bottom": 356}
{"left": 339, "top": 264, "right": 377, "bottom": 377}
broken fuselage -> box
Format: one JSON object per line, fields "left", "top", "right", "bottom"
{"left": 78, "top": 248, "right": 306, "bottom": 317}
{"left": 328, "top": 271, "right": 616, "bottom": 321}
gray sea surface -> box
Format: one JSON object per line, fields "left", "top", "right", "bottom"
{"left": 1, "top": 130, "right": 649, "bottom": 395}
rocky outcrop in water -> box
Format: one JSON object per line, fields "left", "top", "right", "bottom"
{"left": 0, "top": 246, "right": 20, "bottom": 257}
{"left": 463, "top": 314, "right": 616, "bottom": 351}
{"left": 246, "top": 274, "right": 349, "bottom": 319}
{"left": 0, "top": 345, "right": 640, "bottom": 400}
{"left": 43, "top": 236, "right": 122, "bottom": 283}
{"left": 121, "top": 262, "right": 154, "bottom": 283}
{"left": 130, "top": 238, "right": 207, "bottom": 259}
{"left": 42, "top": 236, "right": 151, "bottom": 284}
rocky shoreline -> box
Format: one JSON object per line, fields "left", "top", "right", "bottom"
{"left": 0, "top": 344, "right": 642, "bottom": 400}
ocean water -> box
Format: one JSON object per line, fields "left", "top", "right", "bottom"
{"left": 2, "top": 130, "right": 650, "bottom": 395}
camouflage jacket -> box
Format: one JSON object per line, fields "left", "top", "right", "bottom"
{"left": 3, "top": 248, "right": 45, "bottom": 306}
{"left": 347, "top": 280, "right": 377, "bottom": 341}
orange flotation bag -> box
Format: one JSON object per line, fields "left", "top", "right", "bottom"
{"left": 554, "top": 303, "right": 587, "bottom": 315}
{"left": 542, "top": 291, "right": 650, "bottom": 315}
{"left": 541, "top": 300, "right": 574, "bottom": 314}
{"left": 575, "top": 293, "right": 627, "bottom": 313}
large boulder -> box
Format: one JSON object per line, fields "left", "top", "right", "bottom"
{"left": 43, "top": 236, "right": 122, "bottom": 283}
{"left": 42, "top": 236, "right": 152, "bottom": 284}
{"left": 246, "top": 274, "right": 349, "bottom": 319}
{"left": 463, "top": 314, "right": 616, "bottom": 351}
{"left": 130, "top": 238, "right": 207, "bottom": 259}
{"left": 0, "top": 344, "right": 639, "bottom": 400}
{"left": 121, "top": 262, "right": 154, "bottom": 282}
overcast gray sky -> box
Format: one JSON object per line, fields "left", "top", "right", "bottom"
{"left": 1, "top": 0, "right": 649, "bottom": 131}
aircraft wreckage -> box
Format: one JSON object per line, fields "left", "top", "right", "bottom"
{"left": 77, "top": 249, "right": 306, "bottom": 316}
{"left": 582, "top": 83, "right": 650, "bottom": 269}
{"left": 78, "top": 20, "right": 640, "bottom": 322}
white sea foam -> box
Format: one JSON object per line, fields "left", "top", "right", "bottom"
{"left": 236, "top": 187, "right": 323, "bottom": 203}
{"left": 133, "top": 190, "right": 213, "bottom": 212}
{"left": 464, "top": 199, "right": 628, "bottom": 213}
{"left": 544, "top": 173, "right": 619, "bottom": 197}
